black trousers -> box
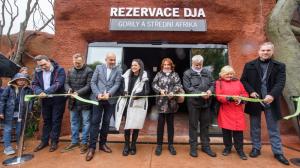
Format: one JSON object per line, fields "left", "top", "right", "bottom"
{"left": 157, "top": 113, "right": 174, "bottom": 145}
{"left": 41, "top": 98, "right": 66, "bottom": 144}
{"left": 89, "top": 101, "right": 114, "bottom": 149}
{"left": 187, "top": 103, "right": 210, "bottom": 148}
{"left": 222, "top": 128, "right": 244, "bottom": 151}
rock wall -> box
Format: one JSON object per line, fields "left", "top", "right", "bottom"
{"left": 52, "top": 0, "right": 294, "bottom": 140}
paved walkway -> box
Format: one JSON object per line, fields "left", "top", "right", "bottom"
{"left": 1, "top": 135, "right": 300, "bottom": 168}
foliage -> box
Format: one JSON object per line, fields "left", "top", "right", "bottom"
{"left": 191, "top": 48, "right": 228, "bottom": 79}
{"left": 25, "top": 99, "right": 41, "bottom": 137}
{"left": 87, "top": 61, "right": 103, "bottom": 70}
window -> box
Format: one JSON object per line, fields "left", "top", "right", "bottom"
{"left": 86, "top": 46, "right": 123, "bottom": 70}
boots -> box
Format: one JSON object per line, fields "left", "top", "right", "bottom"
{"left": 122, "top": 130, "right": 130, "bottom": 156}
{"left": 130, "top": 129, "right": 139, "bottom": 155}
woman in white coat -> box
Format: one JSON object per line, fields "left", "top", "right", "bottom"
{"left": 115, "top": 59, "right": 150, "bottom": 156}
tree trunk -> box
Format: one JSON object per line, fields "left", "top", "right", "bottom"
{"left": 267, "top": 0, "right": 300, "bottom": 135}
{"left": 13, "top": 23, "right": 26, "bottom": 65}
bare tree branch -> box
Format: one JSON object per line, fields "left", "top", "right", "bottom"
{"left": 37, "top": 15, "right": 54, "bottom": 32}
{"left": 6, "top": 0, "right": 19, "bottom": 49}
{"left": 1, "top": 0, "right": 54, "bottom": 64}
{"left": 25, "top": 51, "right": 35, "bottom": 59}
{"left": 0, "top": 0, "right": 6, "bottom": 39}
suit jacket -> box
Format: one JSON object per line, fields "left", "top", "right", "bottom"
{"left": 32, "top": 60, "right": 66, "bottom": 105}
{"left": 241, "top": 58, "right": 286, "bottom": 120}
{"left": 90, "top": 64, "right": 122, "bottom": 104}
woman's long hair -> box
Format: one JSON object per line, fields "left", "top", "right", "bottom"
{"left": 129, "top": 58, "right": 145, "bottom": 81}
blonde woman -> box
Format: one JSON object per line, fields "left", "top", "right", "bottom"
{"left": 215, "top": 65, "right": 248, "bottom": 160}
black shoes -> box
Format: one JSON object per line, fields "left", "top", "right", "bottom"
{"left": 130, "top": 143, "right": 137, "bottom": 155}
{"left": 168, "top": 145, "right": 177, "bottom": 155}
{"left": 201, "top": 147, "right": 217, "bottom": 157}
{"left": 86, "top": 148, "right": 95, "bottom": 161}
{"left": 190, "top": 148, "right": 198, "bottom": 157}
{"left": 155, "top": 145, "right": 176, "bottom": 156}
{"left": 237, "top": 151, "right": 248, "bottom": 160}
{"left": 122, "top": 143, "right": 130, "bottom": 156}
{"left": 249, "top": 148, "right": 261, "bottom": 158}
{"left": 274, "top": 154, "right": 289, "bottom": 165}
{"left": 49, "top": 143, "right": 58, "bottom": 152}
{"left": 222, "top": 148, "right": 231, "bottom": 156}
{"left": 155, "top": 145, "right": 162, "bottom": 156}
{"left": 99, "top": 144, "right": 112, "bottom": 153}
{"left": 33, "top": 142, "right": 49, "bottom": 152}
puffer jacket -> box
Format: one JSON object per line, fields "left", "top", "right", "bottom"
{"left": 0, "top": 85, "right": 33, "bottom": 121}
{"left": 65, "top": 65, "right": 93, "bottom": 111}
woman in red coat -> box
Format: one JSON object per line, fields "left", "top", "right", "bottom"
{"left": 215, "top": 65, "right": 248, "bottom": 160}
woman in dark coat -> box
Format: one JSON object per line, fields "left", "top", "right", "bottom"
{"left": 152, "top": 58, "right": 184, "bottom": 156}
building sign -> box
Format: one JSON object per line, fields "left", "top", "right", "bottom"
{"left": 109, "top": 7, "right": 207, "bottom": 32}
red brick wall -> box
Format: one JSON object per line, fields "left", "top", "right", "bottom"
{"left": 52, "top": 0, "right": 295, "bottom": 141}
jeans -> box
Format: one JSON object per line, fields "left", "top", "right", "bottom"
{"left": 3, "top": 118, "right": 22, "bottom": 148}
{"left": 89, "top": 101, "right": 114, "bottom": 149}
{"left": 250, "top": 108, "right": 283, "bottom": 154}
{"left": 70, "top": 109, "right": 91, "bottom": 145}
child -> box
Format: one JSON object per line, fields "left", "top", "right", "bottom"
{"left": 215, "top": 66, "right": 249, "bottom": 160}
{"left": 0, "top": 73, "right": 32, "bottom": 155}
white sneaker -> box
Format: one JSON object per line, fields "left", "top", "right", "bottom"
{"left": 4, "top": 146, "right": 16, "bottom": 155}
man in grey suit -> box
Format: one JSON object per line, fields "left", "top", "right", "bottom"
{"left": 86, "top": 52, "right": 122, "bottom": 161}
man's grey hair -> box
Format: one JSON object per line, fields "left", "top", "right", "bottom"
{"left": 192, "top": 55, "right": 204, "bottom": 63}
{"left": 105, "top": 52, "right": 116, "bottom": 59}
{"left": 34, "top": 55, "right": 50, "bottom": 62}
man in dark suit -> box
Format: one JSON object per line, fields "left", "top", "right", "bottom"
{"left": 86, "top": 52, "right": 122, "bottom": 161}
{"left": 241, "top": 42, "right": 289, "bottom": 165}
{"left": 32, "top": 55, "right": 66, "bottom": 152}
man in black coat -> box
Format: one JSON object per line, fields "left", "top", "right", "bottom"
{"left": 61, "top": 53, "right": 93, "bottom": 154}
{"left": 241, "top": 42, "right": 289, "bottom": 165}
{"left": 183, "top": 55, "right": 216, "bottom": 158}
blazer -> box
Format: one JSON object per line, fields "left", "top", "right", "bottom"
{"left": 241, "top": 58, "right": 286, "bottom": 120}
{"left": 90, "top": 64, "right": 122, "bottom": 104}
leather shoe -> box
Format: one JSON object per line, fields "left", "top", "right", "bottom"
{"left": 201, "top": 147, "right": 217, "bottom": 157}
{"left": 249, "top": 148, "right": 261, "bottom": 158}
{"left": 86, "top": 148, "right": 95, "bottom": 161}
{"left": 168, "top": 145, "right": 176, "bottom": 155}
{"left": 237, "top": 151, "right": 248, "bottom": 160}
{"left": 49, "top": 143, "right": 58, "bottom": 152}
{"left": 222, "top": 148, "right": 231, "bottom": 156}
{"left": 33, "top": 142, "right": 49, "bottom": 152}
{"left": 155, "top": 145, "right": 162, "bottom": 156}
{"left": 190, "top": 148, "right": 198, "bottom": 157}
{"left": 274, "top": 154, "right": 289, "bottom": 165}
{"left": 99, "top": 144, "right": 112, "bottom": 153}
